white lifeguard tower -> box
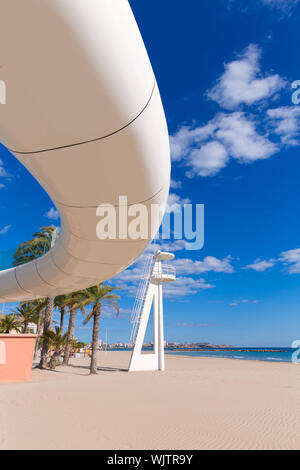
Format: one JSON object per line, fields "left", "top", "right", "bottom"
{"left": 129, "top": 251, "right": 176, "bottom": 372}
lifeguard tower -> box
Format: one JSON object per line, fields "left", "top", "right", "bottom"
{"left": 129, "top": 251, "right": 176, "bottom": 372}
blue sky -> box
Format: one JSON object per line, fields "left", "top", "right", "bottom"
{"left": 1, "top": 0, "right": 300, "bottom": 346}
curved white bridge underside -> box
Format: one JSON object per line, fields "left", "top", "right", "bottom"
{"left": 0, "top": 0, "right": 170, "bottom": 302}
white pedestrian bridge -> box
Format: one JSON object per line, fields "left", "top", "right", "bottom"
{"left": 0, "top": 0, "right": 170, "bottom": 303}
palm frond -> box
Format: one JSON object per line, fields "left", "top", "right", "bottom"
{"left": 83, "top": 310, "right": 94, "bottom": 325}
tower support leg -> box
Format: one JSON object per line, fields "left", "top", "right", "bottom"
{"left": 128, "top": 281, "right": 166, "bottom": 372}
{"left": 158, "top": 283, "right": 165, "bottom": 371}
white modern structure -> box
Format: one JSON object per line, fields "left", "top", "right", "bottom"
{"left": 129, "top": 251, "right": 176, "bottom": 372}
{"left": 0, "top": 0, "right": 170, "bottom": 303}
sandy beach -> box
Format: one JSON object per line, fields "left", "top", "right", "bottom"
{"left": 1, "top": 351, "right": 300, "bottom": 450}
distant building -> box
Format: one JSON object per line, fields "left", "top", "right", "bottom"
{"left": 27, "top": 323, "right": 37, "bottom": 334}
{"left": 0, "top": 313, "right": 38, "bottom": 334}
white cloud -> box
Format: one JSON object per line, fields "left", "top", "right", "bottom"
{"left": 44, "top": 207, "right": 60, "bottom": 220}
{"left": 243, "top": 258, "right": 276, "bottom": 272}
{"left": 230, "top": 299, "right": 260, "bottom": 307}
{"left": 113, "top": 266, "right": 144, "bottom": 286}
{"left": 163, "top": 276, "right": 214, "bottom": 298}
{"left": 0, "top": 160, "right": 10, "bottom": 185}
{"left": 159, "top": 240, "right": 186, "bottom": 252}
{"left": 215, "top": 112, "right": 278, "bottom": 162}
{"left": 0, "top": 160, "right": 8, "bottom": 178}
{"left": 170, "top": 179, "right": 182, "bottom": 189}
{"left": 188, "top": 141, "right": 228, "bottom": 177}
{"left": 167, "top": 193, "right": 191, "bottom": 212}
{"left": 261, "top": 0, "right": 300, "bottom": 12}
{"left": 170, "top": 44, "right": 287, "bottom": 178}
{"left": 171, "top": 321, "right": 217, "bottom": 328}
{"left": 171, "top": 112, "right": 278, "bottom": 177}
{"left": 228, "top": 0, "right": 299, "bottom": 14}
{"left": 0, "top": 225, "right": 12, "bottom": 235}
{"left": 243, "top": 249, "right": 300, "bottom": 274}
{"left": 113, "top": 268, "right": 214, "bottom": 299}
{"left": 267, "top": 106, "right": 300, "bottom": 146}
{"left": 170, "top": 123, "right": 216, "bottom": 162}
{"left": 118, "top": 308, "right": 132, "bottom": 318}
{"left": 112, "top": 250, "right": 229, "bottom": 299}
{"left": 279, "top": 248, "right": 300, "bottom": 273}
{"left": 207, "top": 44, "right": 285, "bottom": 110}
{"left": 173, "top": 255, "right": 234, "bottom": 275}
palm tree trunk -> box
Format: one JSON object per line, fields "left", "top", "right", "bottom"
{"left": 39, "top": 296, "right": 54, "bottom": 369}
{"left": 34, "top": 309, "right": 44, "bottom": 360}
{"left": 63, "top": 308, "right": 76, "bottom": 366}
{"left": 90, "top": 313, "right": 100, "bottom": 375}
{"left": 59, "top": 306, "right": 66, "bottom": 334}
{"left": 49, "top": 352, "right": 60, "bottom": 370}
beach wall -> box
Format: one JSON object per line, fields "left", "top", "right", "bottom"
{"left": 0, "top": 335, "right": 37, "bottom": 383}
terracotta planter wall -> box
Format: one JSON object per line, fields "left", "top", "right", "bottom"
{"left": 0, "top": 334, "right": 37, "bottom": 383}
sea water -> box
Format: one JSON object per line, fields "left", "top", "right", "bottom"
{"left": 165, "top": 348, "right": 296, "bottom": 363}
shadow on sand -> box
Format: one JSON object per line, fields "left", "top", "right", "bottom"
{"left": 71, "top": 364, "right": 128, "bottom": 373}
{"left": 32, "top": 362, "right": 128, "bottom": 375}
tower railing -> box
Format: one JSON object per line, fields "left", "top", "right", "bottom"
{"left": 151, "top": 264, "right": 176, "bottom": 281}
{"left": 130, "top": 255, "right": 154, "bottom": 343}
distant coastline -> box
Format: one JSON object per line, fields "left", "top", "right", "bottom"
{"left": 104, "top": 342, "right": 289, "bottom": 353}
{"left": 102, "top": 343, "right": 292, "bottom": 365}
{"left": 166, "top": 348, "right": 288, "bottom": 353}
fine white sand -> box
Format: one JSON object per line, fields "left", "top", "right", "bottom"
{"left": 1, "top": 351, "right": 300, "bottom": 450}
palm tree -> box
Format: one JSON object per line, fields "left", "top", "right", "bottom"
{"left": 13, "top": 226, "right": 59, "bottom": 369}
{"left": 39, "top": 296, "right": 55, "bottom": 369}
{"left": 54, "top": 295, "right": 68, "bottom": 334}
{"left": 32, "top": 226, "right": 59, "bottom": 248}
{"left": 14, "top": 303, "right": 38, "bottom": 333}
{"left": 39, "top": 327, "right": 71, "bottom": 370}
{"left": 13, "top": 226, "right": 58, "bottom": 267}
{"left": 22, "top": 298, "right": 47, "bottom": 359}
{"left": 0, "top": 315, "right": 22, "bottom": 334}
{"left": 83, "top": 284, "right": 120, "bottom": 375}
{"left": 29, "top": 298, "right": 47, "bottom": 358}
{"left": 62, "top": 291, "right": 90, "bottom": 366}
